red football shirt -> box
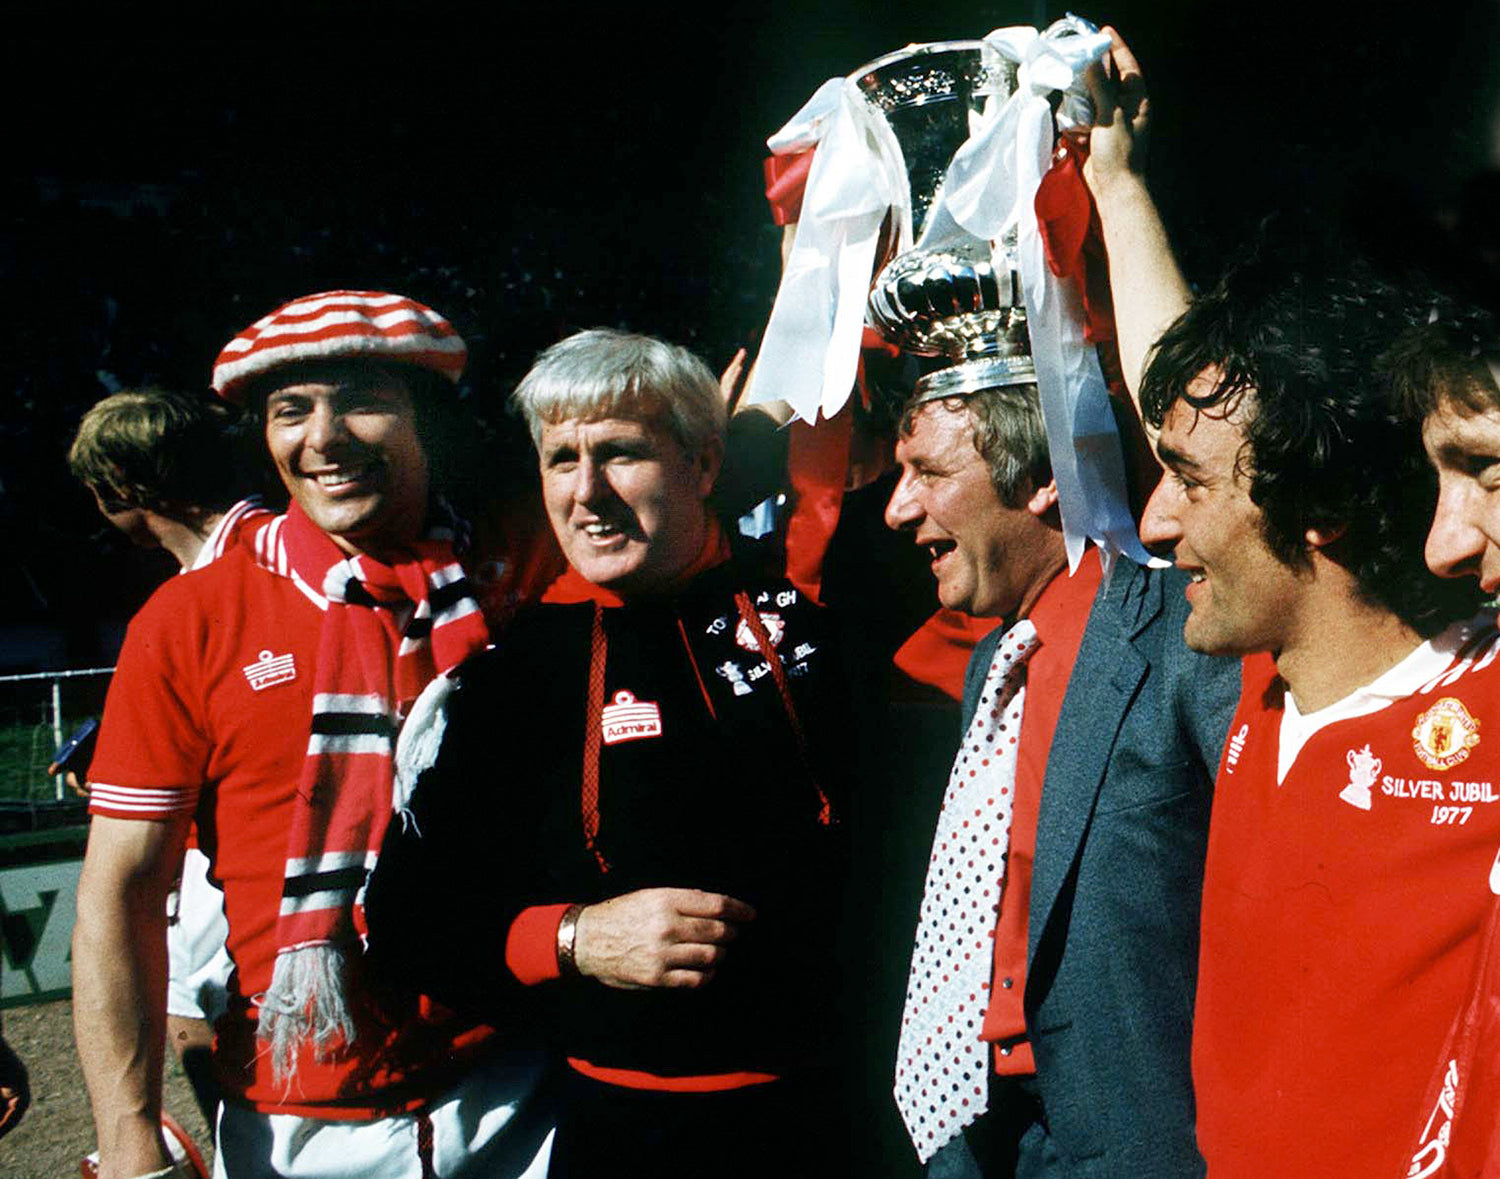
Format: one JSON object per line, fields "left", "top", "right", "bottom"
{"left": 1194, "top": 622, "right": 1500, "bottom": 1177}
{"left": 89, "top": 548, "right": 491, "bottom": 1116}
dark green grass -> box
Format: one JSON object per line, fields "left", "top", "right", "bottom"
{"left": 0, "top": 722, "right": 59, "bottom": 806}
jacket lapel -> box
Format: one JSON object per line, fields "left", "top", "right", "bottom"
{"left": 1027, "top": 559, "right": 1162, "bottom": 967}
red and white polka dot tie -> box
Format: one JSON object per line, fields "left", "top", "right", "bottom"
{"left": 894, "top": 619, "right": 1040, "bottom": 1163}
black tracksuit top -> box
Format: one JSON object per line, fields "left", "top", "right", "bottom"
{"left": 365, "top": 558, "right": 850, "bottom": 1078}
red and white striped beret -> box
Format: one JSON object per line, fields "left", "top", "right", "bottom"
{"left": 211, "top": 290, "right": 467, "bottom": 402}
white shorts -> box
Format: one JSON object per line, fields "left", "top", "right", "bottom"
{"left": 166, "top": 847, "right": 233, "bottom": 1023}
{"left": 212, "top": 1052, "right": 555, "bottom": 1179}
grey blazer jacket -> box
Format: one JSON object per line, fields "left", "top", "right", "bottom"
{"left": 960, "top": 557, "right": 1238, "bottom": 1179}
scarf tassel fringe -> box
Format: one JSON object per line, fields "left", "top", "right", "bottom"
{"left": 255, "top": 944, "right": 355, "bottom": 1088}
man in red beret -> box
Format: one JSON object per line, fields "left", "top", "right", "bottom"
{"left": 73, "top": 292, "right": 555, "bottom": 1179}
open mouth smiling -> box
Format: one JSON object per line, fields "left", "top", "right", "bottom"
{"left": 306, "top": 459, "right": 381, "bottom": 492}
{"left": 925, "top": 539, "right": 957, "bottom": 565}
{"left": 578, "top": 517, "right": 644, "bottom": 544}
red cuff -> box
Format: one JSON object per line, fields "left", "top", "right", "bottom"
{"left": 505, "top": 902, "right": 573, "bottom": 985}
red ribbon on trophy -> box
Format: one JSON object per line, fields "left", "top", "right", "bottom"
{"left": 1034, "top": 133, "right": 1116, "bottom": 347}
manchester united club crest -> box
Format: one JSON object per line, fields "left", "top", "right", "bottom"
{"left": 1412, "top": 696, "right": 1481, "bottom": 771}
{"left": 734, "top": 612, "right": 785, "bottom": 653}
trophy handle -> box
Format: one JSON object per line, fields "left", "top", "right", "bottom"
{"left": 872, "top": 209, "right": 900, "bottom": 287}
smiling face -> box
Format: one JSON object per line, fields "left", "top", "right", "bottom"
{"left": 1140, "top": 390, "right": 1309, "bottom": 655}
{"left": 539, "top": 413, "right": 720, "bottom": 596}
{"left": 1422, "top": 397, "right": 1500, "bottom": 595}
{"left": 884, "top": 401, "right": 1062, "bottom": 620}
{"left": 263, "top": 367, "right": 429, "bottom": 558}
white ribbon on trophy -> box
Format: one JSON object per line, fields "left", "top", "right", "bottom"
{"left": 765, "top": 76, "right": 842, "bottom": 157}
{"left": 743, "top": 76, "right": 910, "bottom": 422}
{"left": 916, "top": 21, "right": 1150, "bottom": 574}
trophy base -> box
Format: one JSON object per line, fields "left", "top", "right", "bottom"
{"left": 914, "top": 355, "right": 1036, "bottom": 403}
{"left": 1338, "top": 784, "right": 1373, "bottom": 811}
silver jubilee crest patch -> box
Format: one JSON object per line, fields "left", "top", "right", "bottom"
{"left": 243, "top": 649, "right": 296, "bottom": 691}
{"left": 1339, "top": 744, "right": 1381, "bottom": 810}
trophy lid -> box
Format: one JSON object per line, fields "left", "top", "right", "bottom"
{"left": 847, "top": 40, "right": 1000, "bottom": 110}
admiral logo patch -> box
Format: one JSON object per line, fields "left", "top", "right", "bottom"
{"left": 735, "top": 612, "right": 785, "bottom": 653}
{"left": 1407, "top": 1058, "right": 1460, "bottom": 1178}
{"left": 1412, "top": 697, "right": 1481, "bottom": 771}
{"left": 1224, "top": 724, "right": 1249, "bottom": 775}
{"left": 243, "top": 649, "right": 296, "bottom": 691}
{"left": 601, "top": 690, "right": 663, "bottom": 745}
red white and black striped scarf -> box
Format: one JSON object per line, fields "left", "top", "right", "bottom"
{"left": 245, "top": 503, "right": 490, "bottom": 1084}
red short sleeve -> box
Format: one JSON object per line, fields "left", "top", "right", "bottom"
{"left": 88, "top": 586, "right": 210, "bottom": 820}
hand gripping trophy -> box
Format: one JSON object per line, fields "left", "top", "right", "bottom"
{"left": 746, "top": 15, "right": 1150, "bottom": 572}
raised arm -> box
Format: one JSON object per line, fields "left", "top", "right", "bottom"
{"left": 1084, "top": 26, "right": 1193, "bottom": 440}
{"left": 73, "top": 813, "right": 187, "bottom": 1179}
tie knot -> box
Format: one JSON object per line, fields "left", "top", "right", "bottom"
{"left": 993, "top": 618, "right": 1040, "bottom": 674}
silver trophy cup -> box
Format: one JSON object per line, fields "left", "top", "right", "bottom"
{"left": 854, "top": 28, "right": 1092, "bottom": 399}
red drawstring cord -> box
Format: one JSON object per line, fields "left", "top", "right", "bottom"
{"left": 582, "top": 605, "right": 610, "bottom": 872}
{"left": 579, "top": 593, "right": 833, "bottom": 873}
{"left": 732, "top": 592, "right": 832, "bottom": 826}
{"left": 416, "top": 1109, "right": 438, "bottom": 1179}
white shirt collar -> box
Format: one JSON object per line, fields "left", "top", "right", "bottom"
{"left": 1277, "top": 615, "right": 1494, "bottom": 784}
{"left": 182, "top": 497, "right": 261, "bottom": 573}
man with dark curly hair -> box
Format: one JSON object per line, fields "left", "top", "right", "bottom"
{"left": 1135, "top": 261, "right": 1483, "bottom": 648}
{"left": 1382, "top": 307, "right": 1500, "bottom": 1174}
{"left": 1388, "top": 309, "right": 1500, "bottom": 593}
{"left": 1084, "top": 25, "right": 1497, "bottom": 1179}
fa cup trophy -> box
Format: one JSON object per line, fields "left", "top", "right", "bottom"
{"left": 852, "top": 23, "right": 1099, "bottom": 399}
{"left": 750, "top": 15, "right": 1147, "bottom": 570}
{"left": 855, "top": 40, "right": 1031, "bottom": 399}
